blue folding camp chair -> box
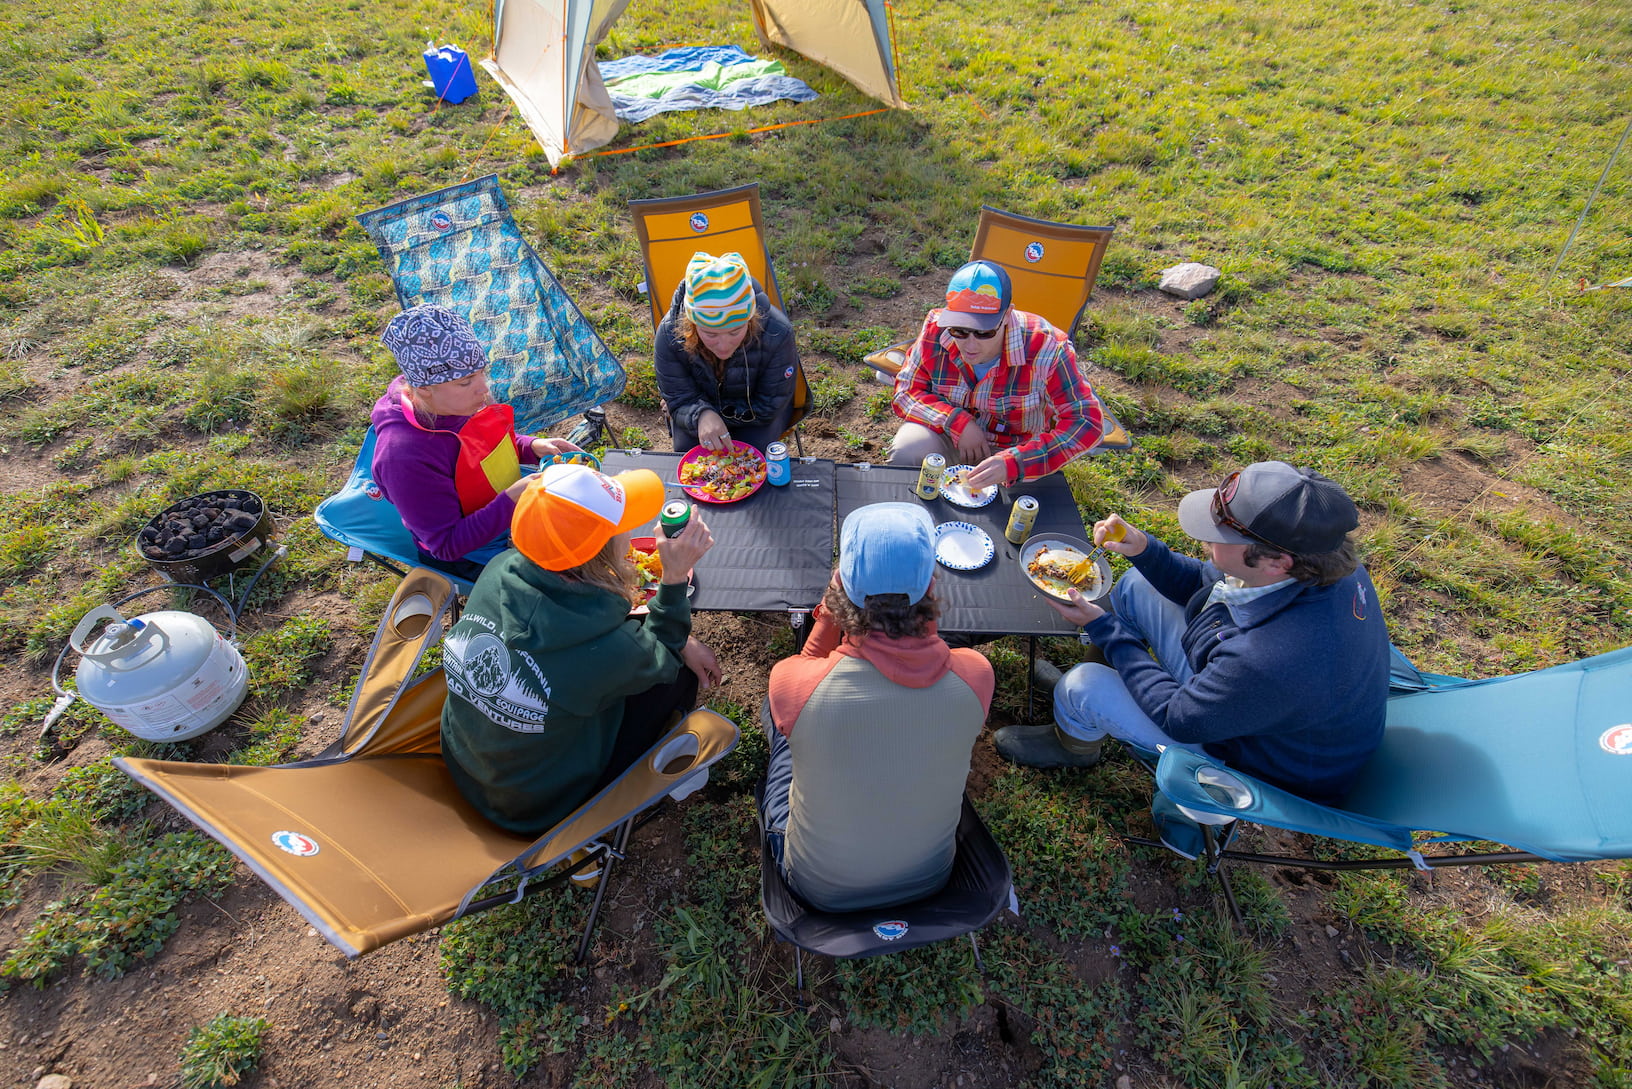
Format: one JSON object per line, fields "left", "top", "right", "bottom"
{"left": 1133, "top": 645, "right": 1632, "bottom": 924}
{"left": 320, "top": 175, "right": 624, "bottom": 582}
{"left": 355, "top": 173, "right": 626, "bottom": 437}
{"left": 312, "top": 427, "right": 478, "bottom": 595}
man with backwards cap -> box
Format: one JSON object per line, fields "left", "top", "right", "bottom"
{"left": 654, "top": 250, "right": 800, "bottom": 453}
{"left": 759, "top": 503, "right": 995, "bottom": 912}
{"left": 888, "top": 260, "right": 1107, "bottom": 491}
{"left": 993, "top": 462, "right": 1391, "bottom": 853}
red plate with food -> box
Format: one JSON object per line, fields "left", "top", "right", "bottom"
{"left": 677, "top": 440, "right": 768, "bottom": 504}
{"left": 627, "top": 536, "right": 694, "bottom": 615}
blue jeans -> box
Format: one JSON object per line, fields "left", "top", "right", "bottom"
{"left": 759, "top": 700, "right": 793, "bottom": 867}
{"left": 1053, "top": 569, "right": 1206, "bottom": 756}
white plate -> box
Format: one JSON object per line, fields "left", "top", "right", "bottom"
{"left": 934, "top": 521, "right": 995, "bottom": 571}
{"left": 940, "top": 465, "right": 998, "bottom": 509}
{"left": 1019, "top": 535, "right": 1111, "bottom": 601}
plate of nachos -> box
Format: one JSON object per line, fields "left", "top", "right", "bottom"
{"left": 677, "top": 440, "right": 768, "bottom": 503}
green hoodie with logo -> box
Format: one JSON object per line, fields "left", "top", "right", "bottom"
{"left": 440, "top": 548, "right": 691, "bottom": 835}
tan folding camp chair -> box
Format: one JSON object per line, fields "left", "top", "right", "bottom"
{"left": 865, "top": 206, "right": 1131, "bottom": 452}
{"left": 115, "top": 568, "right": 739, "bottom": 960}
{"left": 629, "top": 182, "right": 813, "bottom": 451}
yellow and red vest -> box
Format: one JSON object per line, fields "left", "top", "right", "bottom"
{"left": 400, "top": 395, "right": 522, "bottom": 515}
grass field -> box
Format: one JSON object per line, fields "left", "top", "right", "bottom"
{"left": 2, "top": 0, "right": 1631, "bottom": 1085}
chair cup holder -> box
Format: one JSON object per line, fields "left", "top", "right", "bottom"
{"left": 391, "top": 593, "right": 435, "bottom": 639}
{"left": 1177, "top": 767, "right": 1253, "bottom": 825}
{"left": 651, "top": 734, "right": 699, "bottom": 778}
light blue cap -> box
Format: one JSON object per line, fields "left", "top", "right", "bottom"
{"left": 839, "top": 502, "right": 936, "bottom": 606}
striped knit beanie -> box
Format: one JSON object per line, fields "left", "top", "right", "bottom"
{"left": 683, "top": 251, "right": 756, "bottom": 331}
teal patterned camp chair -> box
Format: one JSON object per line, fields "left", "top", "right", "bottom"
{"left": 356, "top": 174, "right": 625, "bottom": 436}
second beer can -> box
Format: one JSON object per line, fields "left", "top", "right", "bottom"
{"left": 1005, "top": 495, "right": 1040, "bottom": 544}
{"left": 914, "top": 453, "right": 946, "bottom": 501}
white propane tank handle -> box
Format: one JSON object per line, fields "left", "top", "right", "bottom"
{"left": 68, "top": 605, "right": 129, "bottom": 656}
{"left": 68, "top": 606, "right": 169, "bottom": 668}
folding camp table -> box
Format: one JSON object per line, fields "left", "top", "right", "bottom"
{"left": 834, "top": 465, "right": 1087, "bottom": 637}
{"left": 597, "top": 451, "right": 838, "bottom": 630}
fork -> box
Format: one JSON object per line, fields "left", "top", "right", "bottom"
{"left": 1068, "top": 523, "right": 1126, "bottom": 584}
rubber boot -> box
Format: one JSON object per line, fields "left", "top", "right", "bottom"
{"left": 992, "top": 723, "right": 1103, "bottom": 769}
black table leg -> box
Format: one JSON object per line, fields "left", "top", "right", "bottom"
{"left": 1026, "top": 635, "right": 1038, "bottom": 718}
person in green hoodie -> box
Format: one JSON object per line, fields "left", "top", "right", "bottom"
{"left": 440, "top": 462, "right": 721, "bottom": 836}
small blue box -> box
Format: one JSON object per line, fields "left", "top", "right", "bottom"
{"left": 422, "top": 43, "right": 478, "bottom": 105}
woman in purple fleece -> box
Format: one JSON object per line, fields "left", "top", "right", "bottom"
{"left": 370, "top": 305, "right": 582, "bottom": 581}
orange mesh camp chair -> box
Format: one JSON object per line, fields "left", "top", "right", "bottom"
{"left": 116, "top": 568, "right": 738, "bottom": 960}
{"left": 629, "top": 183, "right": 813, "bottom": 451}
{"left": 865, "top": 206, "right": 1131, "bottom": 452}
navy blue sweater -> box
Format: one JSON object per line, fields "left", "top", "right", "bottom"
{"left": 1085, "top": 537, "right": 1390, "bottom": 804}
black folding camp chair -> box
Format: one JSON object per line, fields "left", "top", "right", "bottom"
{"left": 756, "top": 784, "right": 1014, "bottom": 993}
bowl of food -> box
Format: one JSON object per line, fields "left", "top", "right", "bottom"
{"left": 627, "top": 536, "right": 694, "bottom": 615}
{"left": 1019, "top": 534, "right": 1111, "bottom": 602}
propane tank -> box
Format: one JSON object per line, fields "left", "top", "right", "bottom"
{"left": 62, "top": 605, "right": 249, "bottom": 742}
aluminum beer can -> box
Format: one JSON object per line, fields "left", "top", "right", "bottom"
{"left": 1005, "top": 495, "right": 1040, "bottom": 544}
{"left": 659, "top": 499, "right": 691, "bottom": 538}
{"left": 914, "top": 453, "right": 946, "bottom": 501}
{"left": 766, "top": 441, "right": 791, "bottom": 486}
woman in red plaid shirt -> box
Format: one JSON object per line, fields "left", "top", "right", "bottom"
{"left": 888, "top": 261, "right": 1106, "bottom": 490}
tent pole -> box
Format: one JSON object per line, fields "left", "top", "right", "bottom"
{"left": 1546, "top": 115, "right": 1632, "bottom": 286}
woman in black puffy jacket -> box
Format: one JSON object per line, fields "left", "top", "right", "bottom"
{"left": 653, "top": 250, "right": 799, "bottom": 453}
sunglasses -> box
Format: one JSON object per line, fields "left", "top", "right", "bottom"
{"left": 1210, "top": 470, "right": 1291, "bottom": 553}
{"left": 945, "top": 326, "right": 1000, "bottom": 340}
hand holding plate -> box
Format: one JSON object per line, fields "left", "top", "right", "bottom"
{"left": 1045, "top": 587, "right": 1105, "bottom": 626}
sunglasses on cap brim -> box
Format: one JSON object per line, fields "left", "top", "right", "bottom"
{"left": 1210, "top": 470, "right": 1293, "bottom": 554}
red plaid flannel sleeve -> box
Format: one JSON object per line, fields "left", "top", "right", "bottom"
{"left": 1001, "top": 323, "right": 1105, "bottom": 482}
{"left": 891, "top": 313, "right": 978, "bottom": 441}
